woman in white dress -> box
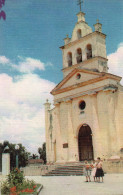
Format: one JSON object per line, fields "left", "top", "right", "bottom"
{"left": 91, "top": 160, "right": 97, "bottom": 182}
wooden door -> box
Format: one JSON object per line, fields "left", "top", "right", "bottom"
{"left": 78, "top": 125, "right": 94, "bottom": 161}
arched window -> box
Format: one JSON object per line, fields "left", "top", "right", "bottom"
{"left": 77, "top": 29, "right": 82, "bottom": 39}
{"left": 76, "top": 48, "right": 82, "bottom": 63}
{"left": 86, "top": 44, "right": 92, "bottom": 59}
{"left": 67, "top": 52, "right": 72, "bottom": 66}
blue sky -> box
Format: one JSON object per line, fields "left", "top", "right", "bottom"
{"left": 0, "top": 0, "right": 123, "bottom": 154}
{"left": 1, "top": 0, "right": 123, "bottom": 82}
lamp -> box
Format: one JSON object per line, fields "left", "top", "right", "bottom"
{"left": 15, "top": 144, "right": 19, "bottom": 168}
{"left": 3, "top": 145, "right": 9, "bottom": 153}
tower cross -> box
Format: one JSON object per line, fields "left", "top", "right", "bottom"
{"left": 77, "top": 0, "right": 84, "bottom": 12}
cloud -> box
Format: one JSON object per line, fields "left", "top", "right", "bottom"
{"left": 0, "top": 56, "right": 53, "bottom": 73}
{"left": 0, "top": 56, "right": 10, "bottom": 64}
{"left": 0, "top": 73, "right": 56, "bottom": 154}
{"left": 13, "top": 57, "right": 45, "bottom": 73}
{"left": 108, "top": 43, "right": 123, "bottom": 84}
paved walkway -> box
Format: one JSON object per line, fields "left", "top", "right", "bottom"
{"left": 26, "top": 174, "right": 123, "bottom": 195}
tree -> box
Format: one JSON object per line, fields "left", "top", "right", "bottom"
{"left": 0, "top": 141, "right": 30, "bottom": 169}
{"left": 38, "top": 142, "right": 46, "bottom": 164}
{"left": 32, "top": 154, "right": 38, "bottom": 159}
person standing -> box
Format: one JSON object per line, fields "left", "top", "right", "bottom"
{"left": 95, "top": 157, "right": 104, "bottom": 182}
{"left": 91, "top": 160, "right": 97, "bottom": 182}
{"left": 83, "top": 160, "right": 91, "bottom": 182}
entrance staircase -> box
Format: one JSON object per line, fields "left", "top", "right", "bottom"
{"left": 42, "top": 162, "right": 84, "bottom": 176}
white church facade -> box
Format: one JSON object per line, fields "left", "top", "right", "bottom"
{"left": 45, "top": 11, "right": 123, "bottom": 163}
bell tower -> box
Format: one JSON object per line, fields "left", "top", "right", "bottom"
{"left": 45, "top": 1, "right": 123, "bottom": 165}
{"left": 60, "top": 9, "right": 108, "bottom": 78}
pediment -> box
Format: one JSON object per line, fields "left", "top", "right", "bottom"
{"left": 61, "top": 70, "right": 100, "bottom": 89}
{"left": 51, "top": 69, "right": 102, "bottom": 94}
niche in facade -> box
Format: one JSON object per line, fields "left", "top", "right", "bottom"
{"left": 77, "top": 29, "right": 82, "bottom": 39}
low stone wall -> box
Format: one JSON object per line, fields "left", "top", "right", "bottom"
{"left": 20, "top": 165, "right": 57, "bottom": 176}
{"left": 21, "top": 160, "right": 123, "bottom": 176}
{"left": 103, "top": 160, "right": 123, "bottom": 173}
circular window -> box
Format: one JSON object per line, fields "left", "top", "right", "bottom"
{"left": 76, "top": 73, "right": 81, "bottom": 80}
{"left": 79, "top": 101, "right": 86, "bottom": 110}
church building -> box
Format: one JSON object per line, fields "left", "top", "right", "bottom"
{"left": 45, "top": 10, "right": 123, "bottom": 163}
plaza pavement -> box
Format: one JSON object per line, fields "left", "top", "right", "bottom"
{"left": 26, "top": 174, "right": 123, "bottom": 195}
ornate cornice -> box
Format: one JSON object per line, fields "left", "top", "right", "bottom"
{"left": 62, "top": 56, "right": 108, "bottom": 72}
{"left": 51, "top": 73, "right": 121, "bottom": 95}
{"left": 54, "top": 84, "right": 118, "bottom": 104}
{"left": 60, "top": 31, "right": 106, "bottom": 50}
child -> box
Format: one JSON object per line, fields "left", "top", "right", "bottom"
{"left": 91, "top": 160, "right": 97, "bottom": 182}
{"left": 84, "top": 160, "right": 91, "bottom": 182}
{"left": 95, "top": 157, "right": 104, "bottom": 182}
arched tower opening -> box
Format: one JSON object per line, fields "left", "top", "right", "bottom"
{"left": 67, "top": 52, "right": 72, "bottom": 66}
{"left": 76, "top": 48, "right": 82, "bottom": 63}
{"left": 86, "top": 44, "right": 92, "bottom": 59}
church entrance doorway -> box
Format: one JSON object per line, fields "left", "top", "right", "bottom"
{"left": 78, "top": 124, "right": 94, "bottom": 161}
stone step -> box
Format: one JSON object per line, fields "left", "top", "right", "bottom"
{"left": 45, "top": 171, "right": 83, "bottom": 174}
{"left": 52, "top": 170, "right": 83, "bottom": 173}
{"left": 52, "top": 167, "right": 83, "bottom": 170}
{"left": 56, "top": 167, "right": 83, "bottom": 170}
{"left": 43, "top": 172, "right": 83, "bottom": 176}
{"left": 42, "top": 162, "right": 84, "bottom": 176}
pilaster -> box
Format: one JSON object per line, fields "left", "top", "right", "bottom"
{"left": 97, "top": 91, "right": 110, "bottom": 159}
{"left": 66, "top": 99, "right": 77, "bottom": 162}
{"left": 55, "top": 103, "right": 64, "bottom": 162}
{"left": 108, "top": 92, "right": 117, "bottom": 156}
{"left": 91, "top": 94, "right": 102, "bottom": 159}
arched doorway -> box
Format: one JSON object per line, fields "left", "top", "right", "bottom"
{"left": 78, "top": 124, "right": 94, "bottom": 161}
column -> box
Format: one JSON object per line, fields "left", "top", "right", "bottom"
{"left": 44, "top": 99, "right": 51, "bottom": 162}
{"left": 55, "top": 103, "right": 64, "bottom": 162}
{"left": 2, "top": 153, "right": 10, "bottom": 176}
{"left": 108, "top": 92, "right": 117, "bottom": 156}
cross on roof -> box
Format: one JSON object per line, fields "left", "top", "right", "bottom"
{"left": 77, "top": 0, "right": 84, "bottom": 12}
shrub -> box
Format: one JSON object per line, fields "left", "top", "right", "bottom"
{"left": 7, "top": 168, "right": 24, "bottom": 186}
{"left": 1, "top": 168, "right": 37, "bottom": 195}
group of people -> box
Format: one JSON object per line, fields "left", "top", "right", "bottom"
{"left": 84, "top": 157, "right": 104, "bottom": 183}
